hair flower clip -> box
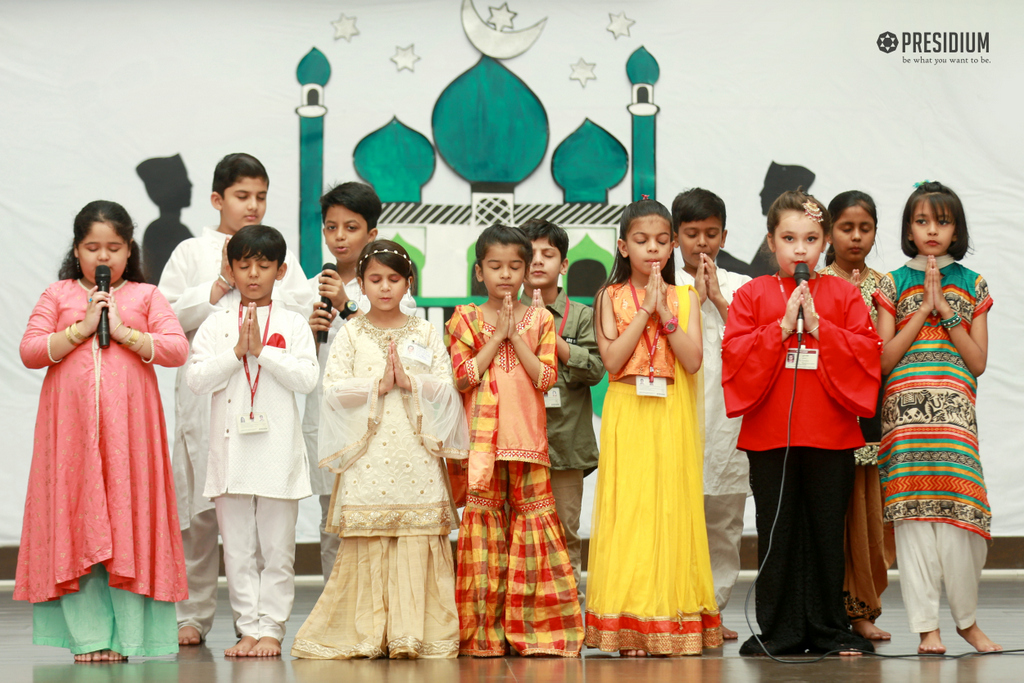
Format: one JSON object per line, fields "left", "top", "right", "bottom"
{"left": 913, "top": 179, "right": 933, "bottom": 189}
{"left": 641, "top": 194, "right": 650, "bottom": 200}
{"left": 802, "top": 201, "right": 823, "bottom": 223}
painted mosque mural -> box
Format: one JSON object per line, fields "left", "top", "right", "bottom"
{"left": 293, "top": 3, "right": 664, "bottom": 308}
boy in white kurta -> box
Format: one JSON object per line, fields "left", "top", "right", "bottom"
{"left": 187, "top": 225, "right": 318, "bottom": 657}
{"left": 159, "top": 154, "right": 315, "bottom": 645}
{"left": 672, "top": 188, "right": 751, "bottom": 640}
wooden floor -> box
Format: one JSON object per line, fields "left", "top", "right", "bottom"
{"left": 3, "top": 572, "right": 1023, "bottom": 681}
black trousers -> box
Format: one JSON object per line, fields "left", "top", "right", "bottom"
{"left": 739, "top": 447, "right": 874, "bottom": 656}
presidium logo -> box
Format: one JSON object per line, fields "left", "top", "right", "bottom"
{"left": 877, "top": 30, "right": 991, "bottom": 64}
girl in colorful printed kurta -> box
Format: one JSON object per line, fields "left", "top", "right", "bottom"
{"left": 722, "top": 191, "right": 881, "bottom": 657}
{"left": 291, "top": 241, "right": 467, "bottom": 659}
{"left": 446, "top": 224, "right": 584, "bottom": 657}
{"left": 875, "top": 181, "right": 1000, "bottom": 655}
{"left": 17, "top": 201, "right": 189, "bottom": 661}
{"left": 820, "top": 191, "right": 895, "bottom": 642}
{"left": 588, "top": 199, "right": 721, "bottom": 656}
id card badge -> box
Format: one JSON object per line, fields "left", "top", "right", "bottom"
{"left": 784, "top": 346, "right": 820, "bottom": 371}
{"left": 636, "top": 376, "right": 668, "bottom": 398}
{"left": 544, "top": 387, "right": 562, "bottom": 408}
{"left": 399, "top": 341, "right": 433, "bottom": 367}
{"left": 238, "top": 412, "right": 270, "bottom": 434}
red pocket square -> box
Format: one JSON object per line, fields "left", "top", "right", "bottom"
{"left": 266, "top": 333, "right": 286, "bottom": 349}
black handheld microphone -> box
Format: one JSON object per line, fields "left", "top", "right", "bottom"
{"left": 95, "top": 265, "right": 111, "bottom": 349}
{"left": 317, "top": 263, "right": 338, "bottom": 344}
{"left": 793, "top": 262, "right": 810, "bottom": 338}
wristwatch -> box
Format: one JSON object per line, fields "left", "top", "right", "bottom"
{"left": 339, "top": 299, "right": 359, "bottom": 319}
{"left": 661, "top": 316, "right": 679, "bottom": 334}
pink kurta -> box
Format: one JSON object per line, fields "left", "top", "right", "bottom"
{"left": 16, "top": 279, "right": 189, "bottom": 604}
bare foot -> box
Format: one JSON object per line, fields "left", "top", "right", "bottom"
{"left": 957, "top": 623, "right": 1002, "bottom": 653}
{"left": 252, "top": 636, "right": 282, "bottom": 657}
{"left": 918, "top": 629, "right": 946, "bottom": 655}
{"left": 619, "top": 649, "right": 648, "bottom": 657}
{"left": 74, "top": 651, "right": 99, "bottom": 662}
{"left": 852, "top": 619, "right": 891, "bottom": 641}
{"left": 225, "top": 636, "right": 258, "bottom": 657}
{"left": 838, "top": 649, "right": 863, "bottom": 657}
{"left": 721, "top": 623, "right": 739, "bottom": 640}
{"left": 178, "top": 625, "right": 202, "bottom": 646}
{"left": 103, "top": 650, "right": 126, "bottom": 662}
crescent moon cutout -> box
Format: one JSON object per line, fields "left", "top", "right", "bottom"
{"left": 461, "top": 0, "right": 546, "bottom": 59}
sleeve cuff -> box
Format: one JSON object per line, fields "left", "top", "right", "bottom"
{"left": 566, "top": 342, "right": 589, "bottom": 369}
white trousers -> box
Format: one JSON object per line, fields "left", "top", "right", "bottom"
{"left": 215, "top": 494, "right": 300, "bottom": 641}
{"left": 894, "top": 520, "right": 987, "bottom": 633}
{"left": 175, "top": 507, "right": 220, "bottom": 637}
{"left": 704, "top": 492, "right": 746, "bottom": 610}
{"left": 319, "top": 494, "right": 342, "bottom": 583}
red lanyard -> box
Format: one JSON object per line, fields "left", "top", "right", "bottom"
{"left": 628, "top": 281, "right": 661, "bottom": 382}
{"left": 557, "top": 292, "right": 571, "bottom": 338}
{"left": 239, "top": 302, "right": 273, "bottom": 419}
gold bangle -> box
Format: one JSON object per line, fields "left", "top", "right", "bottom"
{"left": 112, "top": 321, "right": 125, "bottom": 338}
{"left": 69, "top": 322, "right": 87, "bottom": 343}
{"left": 119, "top": 328, "right": 135, "bottom": 346}
{"left": 778, "top": 318, "right": 795, "bottom": 336}
{"left": 127, "top": 329, "right": 142, "bottom": 347}
{"left": 65, "top": 326, "right": 78, "bottom": 345}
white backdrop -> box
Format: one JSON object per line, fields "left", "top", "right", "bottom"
{"left": 2, "top": 0, "right": 1022, "bottom": 546}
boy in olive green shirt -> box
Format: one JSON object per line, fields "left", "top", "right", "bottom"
{"left": 520, "top": 219, "right": 605, "bottom": 596}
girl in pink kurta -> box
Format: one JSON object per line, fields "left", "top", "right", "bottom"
{"left": 17, "top": 201, "right": 189, "bottom": 662}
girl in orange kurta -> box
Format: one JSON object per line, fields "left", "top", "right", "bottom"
{"left": 445, "top": 224, "right": 584, "bottom": 658}
{"left": 16, "top": 201, "right": 189, "bottom": 662}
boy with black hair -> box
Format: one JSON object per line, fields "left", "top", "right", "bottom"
{"left": 159, "top": 153, "right": 315, "bottom": 645}
{"left": 672, "top": 187, "right": 751, "bottom": 640}
{"left": 304, "top": 181, "right": 416, "bottom": 581}
{"left": 520, "top": 218, "right": 604, "bottom": 599}
{"left": 187, "top": 225, "right": 318, "bottom": 657}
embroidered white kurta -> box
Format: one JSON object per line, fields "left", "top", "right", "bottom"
{"left": 319, "top": 315, "right": 467, "bottom": 537}
{"left": 676, "top": 264, "right": 751, "bottom": 496}
{"left": 186, "top": 303, "right": 318, "bottom": 500}
{"left": 159, "top": 227, "right": 316, "bottom": 523}
{"left": 302, "top": 276, "right": 417, "bottom": 495}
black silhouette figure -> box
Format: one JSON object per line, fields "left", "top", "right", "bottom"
{"left": 716, "top": 161, "right": 816, "bottom": 278}
{"left": 137, "top": 154, "right": 193, "bottom": 284}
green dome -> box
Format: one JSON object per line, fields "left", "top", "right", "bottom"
{"left": 626, "top": 46, "right": 659, "bottom": 85}
{"left": 551, "top": 119, "right": 628, "bottom": 203}
{"left": 354, "top": 118, "right": 436, "bottom": 203}
{"left": 296, "top": 48, "right": 330, "bottom": 86}
{"left": 432, "top": 56, "right": 548, "bottom": 185}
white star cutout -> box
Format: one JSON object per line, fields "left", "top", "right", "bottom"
{"left": 391, "top": 45, "right": 421, "bottom": 72}
{"left": 606, "top": 11, "right": 635, "bottom": 39}
{"left": 331, "top": 13, "right": 359, "bottom": 42}
{"left": 569, "top": 58, "right": 596, "bottom": 88}
{"left": 487, "top": 3, "right": 517, "bottom": 31}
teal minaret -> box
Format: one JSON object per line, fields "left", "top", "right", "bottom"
{"left": 626, "top": 47, "right": 660, "bottom": 201}
{"left": 296, "top": 48, "right": 331, "bottom": 277}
